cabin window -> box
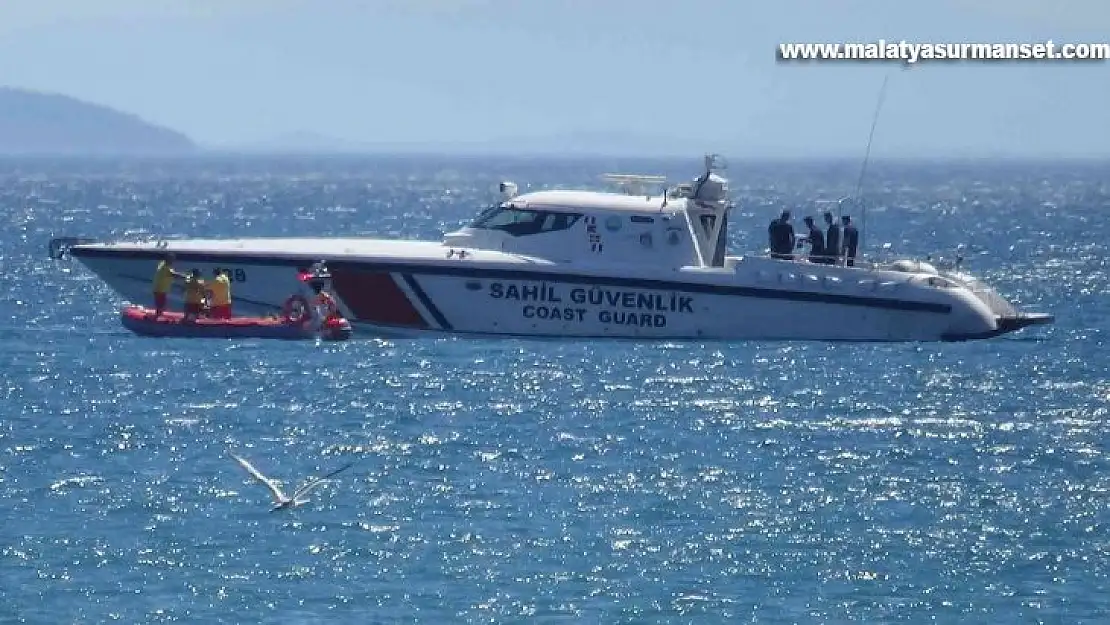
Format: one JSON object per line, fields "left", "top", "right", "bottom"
{"left": 469, "top": 206, "right": 582, "bottom": 236}
{"left": 471, "top": 205, "right": 501, "bottom": 224}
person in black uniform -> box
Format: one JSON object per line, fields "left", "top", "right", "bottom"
{"left": 823, "top": 211, "right": 841, "bottom": 265}
{"left": 842, "top": 215, "right": 860, "bottom": 267}
{"left": 768, "top": 210, "right": 795, "bottom": 260}
{"left": 803, "top": 216, "right": 825, "bottom": 263}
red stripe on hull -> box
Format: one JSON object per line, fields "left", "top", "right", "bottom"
{"left": 329, "top": 268, "right": 428, "bottom": 328}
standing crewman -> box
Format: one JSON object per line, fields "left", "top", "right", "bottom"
{"left": 803, "top": 216, "right": 825, "bottom": 263}
{"left": 767, "top": 210, "right": 795, "bottom": 260}
{"left": 842, "top": 215, "right": 860, "bottom": 267}
{"left": 151, "top": 253, "right": 185, "bottom": 317}
{"left": 823, "top": 211, "right": 841, "bottom": 265}
{"left": 208, "top": 269, "right": 232, "bottom": 319}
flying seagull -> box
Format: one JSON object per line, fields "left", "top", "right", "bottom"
{"left": 229, "top": 452, "right": 355, "bottom": 512}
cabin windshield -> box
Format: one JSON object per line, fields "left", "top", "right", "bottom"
{"left": 469, "top": 206, "right": 583, "bottom": 237}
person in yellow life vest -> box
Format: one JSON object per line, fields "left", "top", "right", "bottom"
{"left": 152, "top": 253, "right": 186, "bottom": 317}
{"left": 208, "top": 269, "right": 232, "bottom": 319}
{"left": 182, "top": 270, "right": 207, "bottom": 322}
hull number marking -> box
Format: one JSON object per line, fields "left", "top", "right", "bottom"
{"left": 189, "top": 267, "right": 248, "bottom": 282}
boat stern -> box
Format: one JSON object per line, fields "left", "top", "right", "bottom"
{"left": 995, "top": 311, "right": 1055, "bottom": 333}
{"left": 882, "top": 258, "right": 1054, "bottom": 341}
{"left": 938, "top": 271, "right": 1054, "bottom": 340}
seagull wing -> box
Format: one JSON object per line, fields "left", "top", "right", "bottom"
{"left": 291, "top": 461, "right": 355, "bottom": 500}
{"left": 230, "top": 453, "right": 287, "bottom": 502}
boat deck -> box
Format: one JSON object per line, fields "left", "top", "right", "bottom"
{"left": 79, "top": 237, "right": 531, "bottom": 265}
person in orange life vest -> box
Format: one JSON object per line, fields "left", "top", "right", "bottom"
{"left": 304, "top": 275, "right": 338, "bottom": 319}
{"left": 182, "top": 270, "right": 207, "bottom": 322}
{"left": 311, "top": 280, "right": 339, "bottom": 319}
{"left": 151, "top": 253, "right": 186, "bottom": 317}
{"left": 299, "top": 263, "right": 339, "bottom": 325}
{"left": 208, "top": 269, "right": 233, "bottom": 319}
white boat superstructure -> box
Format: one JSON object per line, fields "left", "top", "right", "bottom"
{"left": 49, "top": 155, "right": 1052, "bottom": 341}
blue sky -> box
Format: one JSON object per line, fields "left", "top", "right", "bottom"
{"left": 0, "top": 0, "right": 1107, "bottom": 157}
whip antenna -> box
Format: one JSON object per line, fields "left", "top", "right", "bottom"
{"left": 854, "top": 71, "right": 893, "bottom": 259}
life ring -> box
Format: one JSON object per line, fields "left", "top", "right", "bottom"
{"left": 281, "top": 294, "right": 311, "bottom": 324}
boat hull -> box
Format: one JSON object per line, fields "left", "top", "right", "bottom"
{"left": 62, "top": 242, "right": 1046, "bottom": 342}
{"left": 119, "top": 306, "right": 353, "bottom": 341}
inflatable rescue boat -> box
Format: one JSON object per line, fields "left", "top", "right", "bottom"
{"left": 119, "top": 306, "right": 353, "bottom": 341}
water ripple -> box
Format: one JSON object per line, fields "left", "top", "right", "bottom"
{"left": 0, "top": 156, "right": 1107, "bottom": 623}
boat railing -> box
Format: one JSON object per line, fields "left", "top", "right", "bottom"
{"left": 761, "top": 239, "right": 891, "bottom": 272}
{"left": 841, "top": 245, "right": 970, "bottom": 276}
{"left": 48, "top": 232, "right": 177, "bottom": 260}
{"left": 600, "top": 173, "right": 668, "bottom": 197}
{"left": 922, "top": 244, "right": 967, "bottom": 272}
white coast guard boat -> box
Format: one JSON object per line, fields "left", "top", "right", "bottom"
{"left": 49, "top": 155, "right": 1051, "bottom": 341}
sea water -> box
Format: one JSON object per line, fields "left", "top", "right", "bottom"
{"left": 0, "top": 155, "right": 1107, "bottom": 623}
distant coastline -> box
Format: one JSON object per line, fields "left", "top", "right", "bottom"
{"left": 0, "top": 87, "right": 1106, "bottom": 162}
{"left": 0, "top": 87, "right": 196, "bottom": 156}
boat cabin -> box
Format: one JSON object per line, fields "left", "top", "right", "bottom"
{"left": 442, "top": 158, "right": 733, "bottom": 270}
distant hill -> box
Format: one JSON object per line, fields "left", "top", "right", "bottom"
{"left": 0, "top": 87, "right": 196, "bottom": 155}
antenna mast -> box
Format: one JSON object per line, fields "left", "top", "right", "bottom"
{"left": 854, "top": 72, "right": 892, "bottom": 260}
